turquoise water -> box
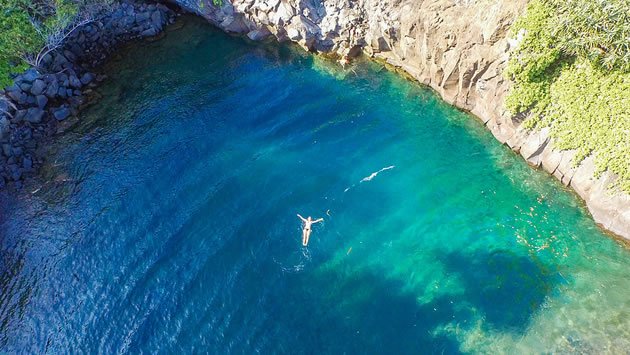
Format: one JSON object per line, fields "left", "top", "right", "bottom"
{"left": 2, "top": 17, "right": 630, "bottom": 353}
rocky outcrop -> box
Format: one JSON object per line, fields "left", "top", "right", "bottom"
{"left": 0, "top": 1, "right": 176, "bottom": 189}
{"left": 177, "top": 0, "right": 630, "bottom": 239}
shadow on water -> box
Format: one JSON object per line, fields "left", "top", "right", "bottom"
{"left": 271, "top": 267, "right": 464, "bottom": 355}
{"left": 440, "top": 248, "right": 564, "bottom": 333}
{"left": 266, "top": 246, "right": 564, "bottom": 354}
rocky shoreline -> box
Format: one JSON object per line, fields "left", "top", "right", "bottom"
{"left": 0, "top": 0, "right": 176, "bottom": 189}
{"left": 173, "top": 0, "right": 630, "bottom": 240}
{"left": 1, "top": 0, "right": 628, "bottom": 239}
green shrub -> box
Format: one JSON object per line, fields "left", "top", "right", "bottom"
{"left": 506, "top": 0, "right": 630, "bottom": 193}
{"left": 0, "top": 0, "right": 84, "bottom": 87}
{"left": 0, "top": 0, "right": 44, "bottom": 86}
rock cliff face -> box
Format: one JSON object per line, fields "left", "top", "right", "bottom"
{"left": 175, "top": 0, "right": 630, "bottom": 239}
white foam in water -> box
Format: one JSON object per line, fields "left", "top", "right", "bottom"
{"left": 360, "top": 165, "right": 395, "bottom": 183}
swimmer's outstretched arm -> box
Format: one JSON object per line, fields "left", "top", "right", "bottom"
{"left": 297, "top": 214, "right": 307, "bottom": 222}
{"left": 313, "top": 218, "right": 324, "bottom": 224}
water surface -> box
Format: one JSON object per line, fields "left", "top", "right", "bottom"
{"left": 2, "top": 17, "right": 630, "bottom": 353}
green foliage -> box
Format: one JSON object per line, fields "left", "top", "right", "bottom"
{"left": 550, "top": 0, "right": 630, "bottom": 72}
{"left": 0, "top": 0, "right": 44, "bottom": 86}
{"left": 211, "top": 0, "right": 222, "bottom": 6}
{"left": 0, "top": 0, "right": 81, "bottom": 86}
{"left": 506, "top": 0, "right": 630, "bottom": 193}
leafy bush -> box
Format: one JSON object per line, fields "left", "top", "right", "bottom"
{"left": 0, "top": 0, "right": 88, "bottom": 87}
{"left": 506, "top": 0, "right": 630, "bottom": 192}
{"left": 0, "top": 0, "right": 45, "bottom": 86}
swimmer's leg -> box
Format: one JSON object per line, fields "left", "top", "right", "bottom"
{"left": 304, "top": 230, "right": 312, "bottom": 246}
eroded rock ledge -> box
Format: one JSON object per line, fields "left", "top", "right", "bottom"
{"left": 176, "top": 0, "right": 630, "bottom": 239}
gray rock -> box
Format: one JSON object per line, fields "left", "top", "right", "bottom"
{"left": 9, "top": 165, "right": 21, "bottom": 181}
{"left": 136, "top": 12, "right": 151, "bottom": 23}
{"left": 21, "top": 68, "right": 40, "bottom": 83}
{"left": 2, "top": 144, "right": 11, "bottom": 157}
{"left": 0, "top": 98, "right": 7, "bottom": 113}
{"left": 22, "top": 156, "right": 32, "bottom": 170}
{"left": 52, "top": 107, "right": 71, "bottom": 121}
{"left": 247, "top": 29, "right": 271, "bottom": 40}
{"left": 141, "top": 28, "right": 157, "bottom": 36}
{"left": 25, "top": 108, "right": 45, "bottom": 123}
{"left": 36, "top": 95, "right": 48, "bottom": 109}
{"left": 151, "top": 11, "right": 163, "bottom": 28}
{"left": 30, "top": 79, "right": 47, "bottom": 96}
{"left": 80, "top": 72, "right": 94, "bottom": 85}
{"left": 19, "top": 82, "right": 32, "bottom": 92}
{"left": 69, "top": 75, "right": 82, "bottom": 88}
{"left": 7, "top": 88, "right": 27, "bottom": 105}
{"left": 26, "top": 95, "right": 36, "bottom": 106}
{"left": 13, "top": 109, "right": 27, "bottom": 122}
{"left": 12, "top": 146, "right": 22, "bottom": 157}
{"left": 45, "top": 80, "right": 59, "bottom": 98}
{"left": 0, "top": 116, "right": 9, "bottom": 137}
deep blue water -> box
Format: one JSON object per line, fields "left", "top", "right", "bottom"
{"left": 1, "top": 17, "right": 630, "bottom": 353}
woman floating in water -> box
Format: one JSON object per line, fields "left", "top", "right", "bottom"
{"left": 297, "top": 214, "right": 323, "bottom": 246}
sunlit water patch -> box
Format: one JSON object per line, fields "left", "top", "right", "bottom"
{"left": 1, "top": 16, "right": 629, "bottom": 353}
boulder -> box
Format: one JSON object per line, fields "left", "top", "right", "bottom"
{"left": 151, "top": 11, "right": 163, "bottom": 29}
{"left": 22, "top": 156, "right": 32, "bottom": 170}
{"left": 2, "top": 144, "right": 11, "bottom": 157}
{"left": 6, "top": 87, "right": 27, "bottom": 105}
{"left": 45, "top": 80, "right": 60, "bottom": 98}
{"left": 30, "top": 79, "right": 47, "bottom": 96}
{"left": 13, "top": 109, "right": 27, "bottom": 122}
{"left": 9, "top": 164, "right": 21, "bottom": 181}
{"left": 25, "top": 108, "right": 45, "bottom": 123}
{"left": 69, "top": 75, "right": 82, "bottom": 88}
{"left": 0, "top": 116, "right": 9, "bottom": 137}
{"left": 52, "top": 107, "right": 71, "bottom": 121}
{"left": 36, "top": 95, "right": 49, "bottom": 109}
{"left": 80, "top": 72, "right": 95, "bottom": 85}
{"left": 141, "top": 28, "right": 157, "bottom": 36}
{"left": 21, "top": 68, "right": 40, "bottom": 83}
{"left": 247, "top": 27, "right": 272, "bottom": 41}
